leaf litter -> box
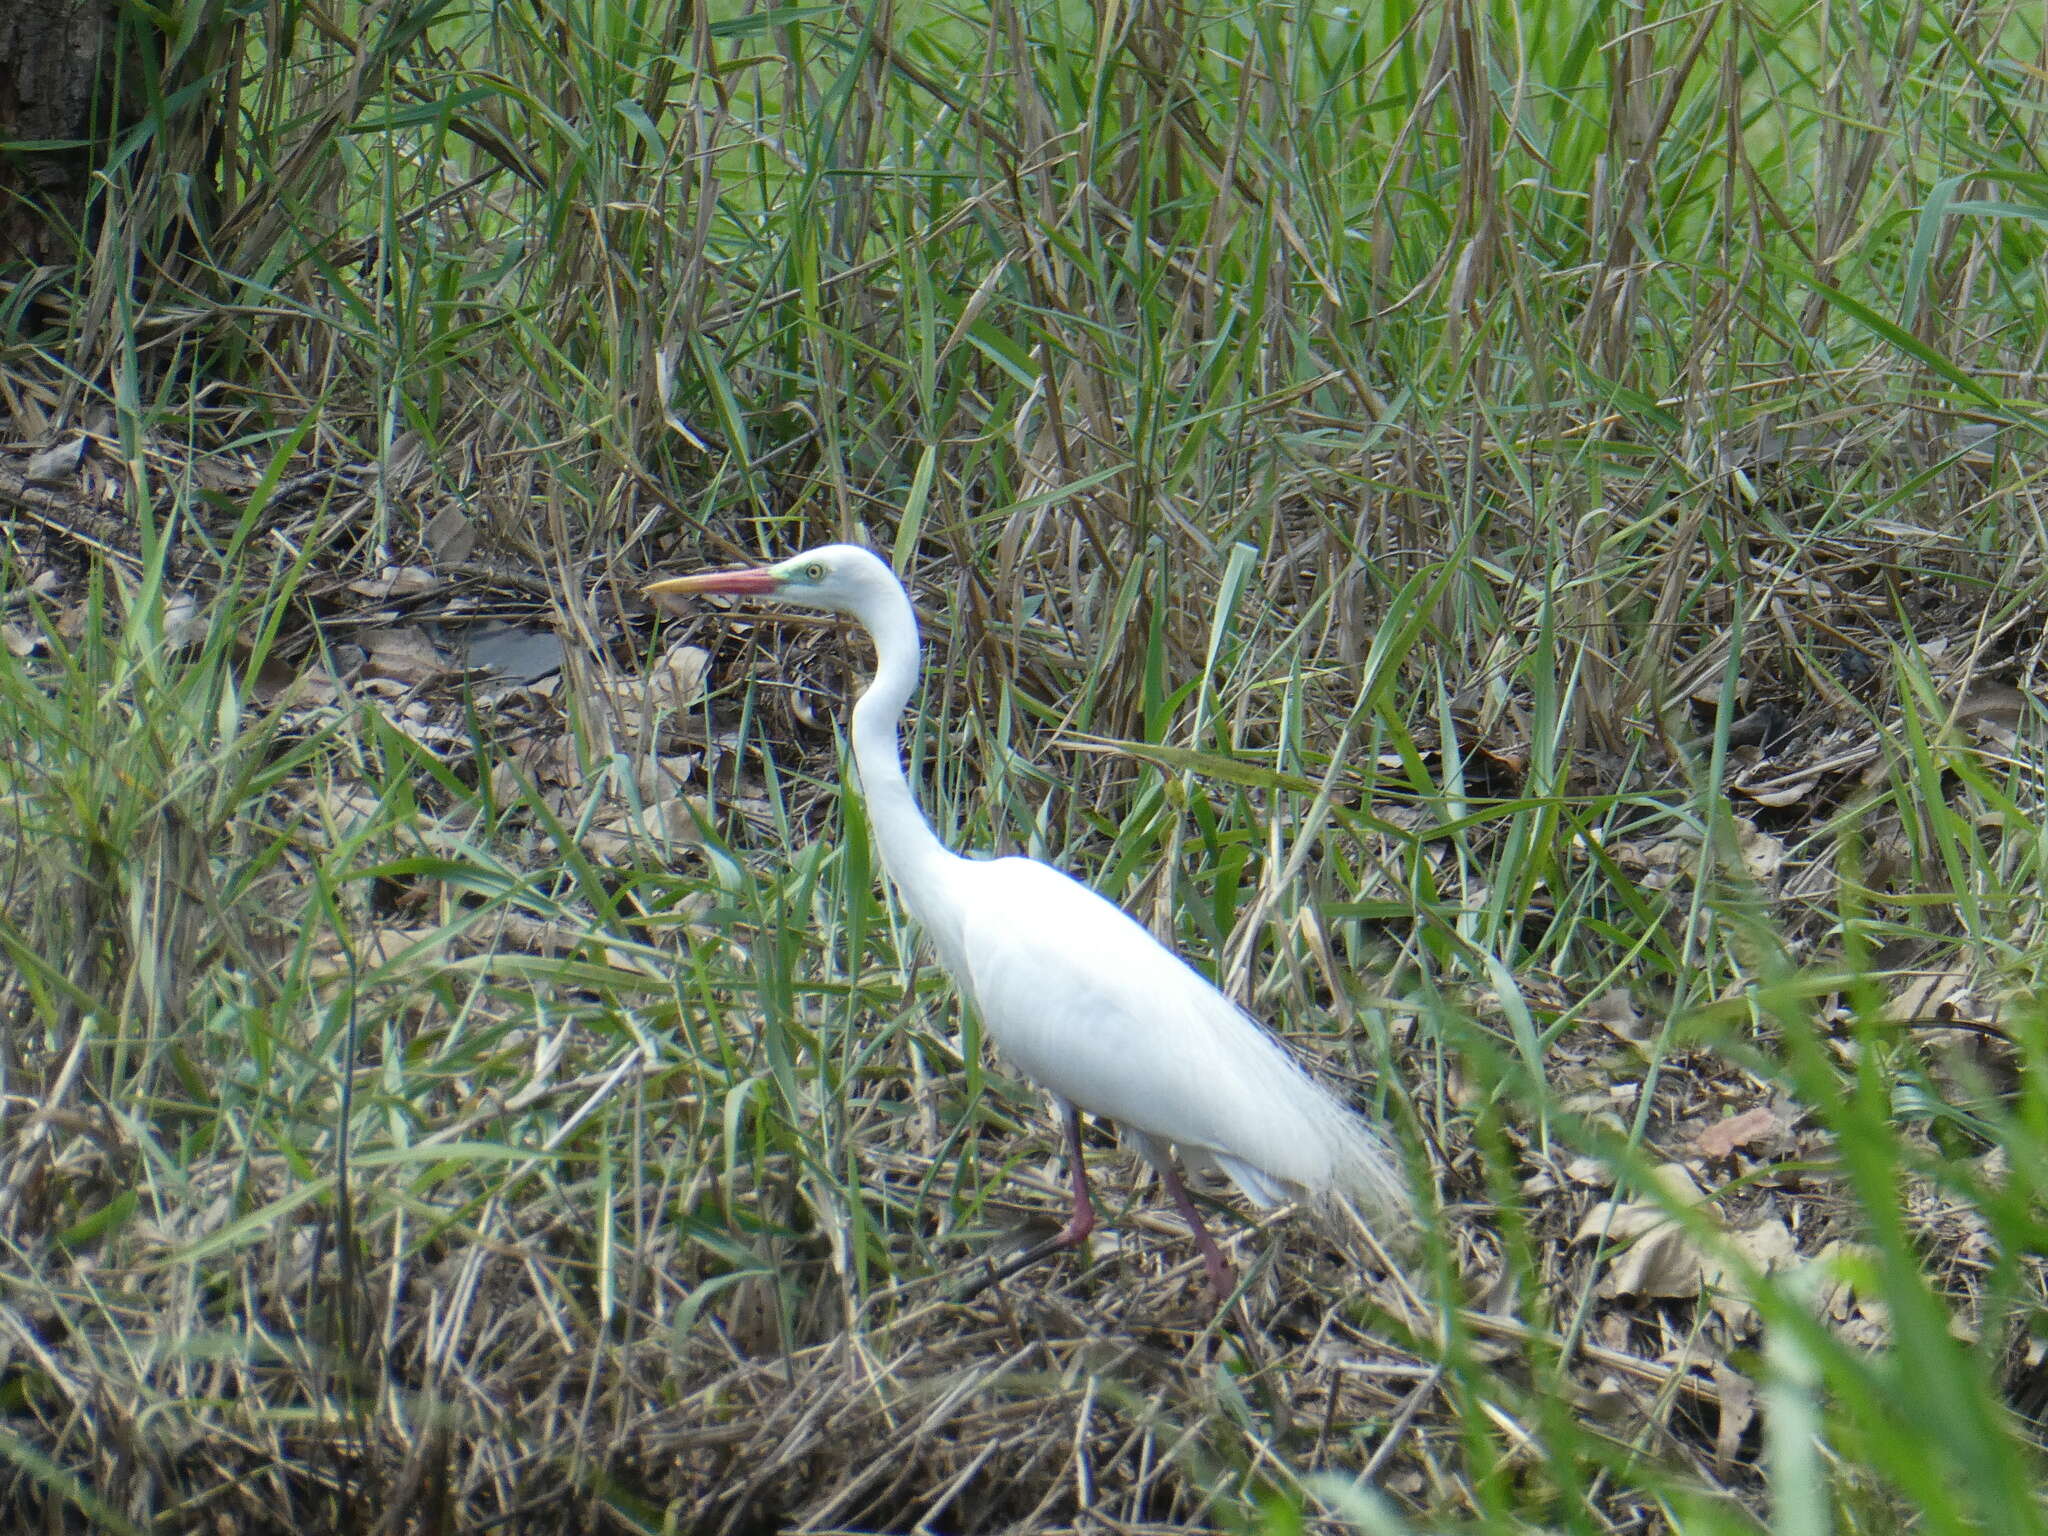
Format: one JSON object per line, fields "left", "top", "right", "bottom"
{"left": 4, "top": 411, "right": 2048, "bottom": 1532}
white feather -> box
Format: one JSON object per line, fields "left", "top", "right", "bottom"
{"left": 944, "top": 855, "right": 1407, "bottom": 1219}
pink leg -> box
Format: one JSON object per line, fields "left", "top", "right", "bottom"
{"left": 1052, "top": 1103, "right": 1097, "bottom": 1247}
{"left": 1154, "top": 1156, "right": 1236, "bottom": 1303}
{"left": 955, "top": 1104, "right": 1096, "bottom": 1301}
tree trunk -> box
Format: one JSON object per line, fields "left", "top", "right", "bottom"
{"left": 0, "top": 0, "right": 118, "bottom": 269}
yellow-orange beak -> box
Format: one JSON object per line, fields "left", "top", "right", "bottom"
{"left": 643, "top": 566, "right": 782, "bottom": 599}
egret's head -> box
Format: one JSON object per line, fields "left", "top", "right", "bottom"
{"left": 644, "top": 543, "right": 897, "bottom": 618}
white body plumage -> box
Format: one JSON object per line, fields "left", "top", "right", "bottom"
{"left": 936, "top": 853, "right": 1406, "bottom": 1217}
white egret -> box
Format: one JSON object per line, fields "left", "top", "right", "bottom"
{"left": 646, "top": 545, "right": 1410, "bottom": 1301}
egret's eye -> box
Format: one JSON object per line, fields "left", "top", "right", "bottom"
{"left": 805, "top": 561, "right": 826, "bottom": 581}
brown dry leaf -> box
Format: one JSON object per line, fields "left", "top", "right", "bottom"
{"left": 289, "top": 667, "right": 344, "bottom": 708}
{"left": 1694, "top": 1104, "right": 1785, "bottom": 1160}
{"left": 1602, "top": 1219, "right": 1705, "bottom": 1299}
{"left": 654, "top": 642, "right": 712, "bottom": 712}
{"left": 425, "top": 504, "right": 477, "bottom": 563}
{"left": 1954, "top": 680, "right": 2030, "bottom": 732}
{"left": 360, "top": 626, "right": 447, "bottom": 684}
{"left": 1443, "top": 1060, "right": 1485, "bottom": 1111}
{"left": 482, "top": 758, "right": 525, "bottom": 806}
{"left": 639, "top": 753, "right": 701, "bottom": 799}
{"left": 1636, "top": 837, "right": 1694, "bottom": 891}
{"left": 1813, "top": 1240, "right": 1878, "bottom": 1319}
{"left": 349, "top": 566, "right": 439, "bottom": 599}
{"left": 249, "top": 654, "right": 300, "bottom": 704}
{"left": 1704, "top": 1216, "right": 1798, "bottom": 1331}
{"left": 1563, "top": 1156, "right": 1613, "bottom": 1189}
{"left": 251, "top": 656, "right": 343, "bottom": 708}
{"left": 1882, "top": 969, "right": 1974, "bottom": 1024}
{"left": 2, "top": 621, "right": 41, "bottom": 658}
{"left": 1478, "top": 738, "right": 1528, "bottom": 776}
{"left": 1585, "top": 987, "right": 1652, "bottom": 1045}
{"left": 1733, "top": 817, "right": 1785, "bottom": 882}
{"left": 369, "top": 700, "right": 468, "bottom": 757}
{"left": 1811, "top": 1239, "right": 1890, "bottom": 1348}
{"left": 306, "top": 783, "right": 384, "bottom": 838}
{"left": 582, "top": 795, "right": 712, "bottom": 862}
{"left": 1740, "top": 778, "right": 1815, "bottom": 809}
{"left": 1578, "top": 1164, "right": 1712, "bottom": 1300}
{"left": 161, "top": 590, "right": 201, "bottom": 651}
{"left": 516, "top": 732, "right": 579, "bottom": 788}
{"left": 24, "top": 436, "right": 88, "bottom": 484}
{"left": 1713, "top": 1364, "right": 1757, "bottom": 1474}
{"left": 308, "top": 925, "right": 448, "bottom": 985}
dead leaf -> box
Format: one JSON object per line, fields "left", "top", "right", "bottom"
{"left": 1603, "top": 1218, "right": 1707, "bottom": 1299}
{"left": 1812, "top": 1240, "right": 1887, "bottom": 1331}
{"left": 1713, "top": 1364, "right": 1756, "bottom": 1473}
{"left": 1577, "top": 1164, "right": 1712, "bottom": 1300}
{"left": 1635, "top": 837, "right": 1695, "bottom": 891}
{"left": 161, "top": 590, "right": 200, "bottom": 651}
{"left": 459, "top": 622, "right": 563, "bottom": 683}
{"left": 250, "top": 653, "right": 342, "bottom": 708}
{"left": 1734, "top": 818, "right": 1785, "bottom": 882}
{"left": 359, "top": 626, "right": 447, "bottom": 685}
{"left": 308, "top": 925, "right": 448, "bottom": 984}
{"left": 425, "top": 504, "right": 477, "bottom": 563}
{"left": 655, "top": 642, "right": 712, "bottom": 712}
{"left": 348, "top": 566, "right": 439, "bottom": 599}
{"left": 1694, "top": 1104, "right": 1784, "bottom": 1159}
{"left": 637, "top": 753, "right": 701, "bottom": 800}
{"left": 1705, "top": 1216, "right": 1798, "bottom": 1330}
{"left": 1585, "top": 988, "right": 1652, "bottom": 1045}
{"left": 1740, "top": 779, "right": 1815, "bottom": 809}
{"left": 581, "top": 794, "right": 711, "bottom": 861}
{"left": 24, "top": 437, "right": 88, "bottom": 484}
{"left": 1563, "top": 1156, "right": 1613, "bottom": 1189}
{"left": 306, "top": 784, "right": 384, "bottom": 838}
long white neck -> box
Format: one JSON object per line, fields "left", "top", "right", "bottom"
{"left": 849, "top": 582, "right": 964, "bottom": 943}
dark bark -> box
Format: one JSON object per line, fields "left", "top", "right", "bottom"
{"left": 0, "top": 0, "right": 119, "bottom": 268}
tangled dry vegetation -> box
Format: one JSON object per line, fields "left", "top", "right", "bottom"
{"left": 6, "top": 0, "right": 2048, "bottom": 1526}
{"left": 4, "top": 396, "right": 2046, "bottom": 1532}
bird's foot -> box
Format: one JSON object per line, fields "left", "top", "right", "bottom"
{"left": 952, "top": 1214, "right": 1093, "bottom": 1304}
{"left": 1201, "top": 1252, "right": 1237, "bottom": 1308}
